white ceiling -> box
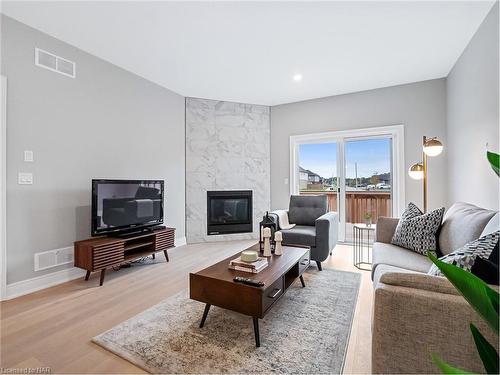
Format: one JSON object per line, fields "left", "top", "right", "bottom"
{"left": 1, "top": 1, "right": 495, "bottom": 106}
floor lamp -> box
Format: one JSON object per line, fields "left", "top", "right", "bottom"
{"left": 408, "top": 136, "right": 444, "bottom": 213}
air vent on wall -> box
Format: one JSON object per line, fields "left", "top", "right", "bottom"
{"left": 34, "top": 246, "right": 74, "bottom": 271}
{"left": 35, "top": 48, "right": 76, "bottom": 78}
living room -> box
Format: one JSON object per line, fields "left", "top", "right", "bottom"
{"left": 0, "top": 1, "right": 499, "bottom": 374}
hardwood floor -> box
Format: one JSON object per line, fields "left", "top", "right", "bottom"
{"left": 0, "top": 241, "right": 372, "bottom": 374}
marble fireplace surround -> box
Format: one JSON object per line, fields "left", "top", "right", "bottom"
{"left": 185, "top": 98, "right": 271, "bottom": 243}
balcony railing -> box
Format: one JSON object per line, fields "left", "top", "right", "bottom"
{"left": 299, "top": 190, "right": 391, "bottom": 223}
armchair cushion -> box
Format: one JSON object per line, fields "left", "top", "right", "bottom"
{"left": 280, "top": 225, "right": 316, "bottom": 247}
{"left": 288, "top": 195, "right": 327, "bottom": 226}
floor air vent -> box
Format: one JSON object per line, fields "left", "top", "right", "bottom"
{"left": 35, "top": 48, "right": 76, "bottom": 78}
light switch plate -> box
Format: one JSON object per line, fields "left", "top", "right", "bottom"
{"left": 18, "top": 172, "right": 33, "bottom": 185}
{"left": 24, "top": 150, "right": 34, "bottom": 162}
{"left": 284, "top": 178, "right": 289, "bottom": 185}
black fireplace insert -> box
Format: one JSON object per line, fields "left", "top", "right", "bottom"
{"left": 207, "top": 190, "right": 253, "bottom": 235}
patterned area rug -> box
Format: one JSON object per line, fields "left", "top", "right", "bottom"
{"left": 93, "top": 268, "right": 361, "bottom": 374}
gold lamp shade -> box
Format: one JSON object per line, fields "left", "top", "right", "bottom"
{"left": 408, "top": 136, "right": 444, "bottom": 213}
{"left": 408, "top": 162, "right": 424, "bottom": 180}
{"left": 423, "top": 137, "right": 444, "bottom": 157}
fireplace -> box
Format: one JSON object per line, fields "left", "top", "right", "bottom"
{"left": 207, "top": 190, "right": 253, "bottom": 235}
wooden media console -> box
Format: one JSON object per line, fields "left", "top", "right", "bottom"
{"left": 74, "top": 227, "right": 175, "bottom": 286}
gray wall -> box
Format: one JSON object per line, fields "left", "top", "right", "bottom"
{"left": 447, "top": 2, "right": 499, "bottom": 210}
{"left": 185, "top": 98, "right": 270, "bottom": 243}
{"left": 1, "top": 16, "right": 186, "bottom": 284}
{"left": 270, "top": 79, "right": 448, "bottom": 211}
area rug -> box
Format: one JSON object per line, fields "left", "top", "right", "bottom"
{"left": 92, "top": 268, "right": 361, "bottom": 374}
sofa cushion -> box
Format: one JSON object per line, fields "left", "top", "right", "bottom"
{"left": 481, "top": 212, "right": 499, "bottom": 237}
{"left": 439, "top": 202, "right": 497, "bottom": 255}
{"left": 429, "top": 231, "right": 499, "bottom": 285}
{"left": 288, "top": 195, "right": 327, "bottom": 226}
{"left": 280, "top": 225, "right": 316, "bottom": 247}
{"left": 391, "top": 203, "right": 445, "bottom": 256}
{"left": 372, "top": 241, "right": 433, "bottom": 280}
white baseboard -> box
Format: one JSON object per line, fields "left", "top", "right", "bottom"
{"left": 175, "top": 236, "right": 187, "bottom": 246}
{"left": 5, "top": 267, "right": 86, "bottom": 300}
{"left": 4, "top": 236, "right": 187, "bottom": 301}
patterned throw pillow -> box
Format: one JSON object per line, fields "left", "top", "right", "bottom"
{"left": 391, "top": 203, "right": 445, "bottom": 256}
{"left": 428, "top": 231, "right": 499, "bottom": 282}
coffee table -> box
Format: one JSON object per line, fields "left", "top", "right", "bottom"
{"left": 189, "top": 243, "right": 310, "bottom": 347}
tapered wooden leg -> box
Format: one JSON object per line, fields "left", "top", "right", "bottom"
{"left": 253, "top": 317, "right": 260, "bottom": 347}
{"left": 199, "top": 304, "right": 211, "bottom": 328}
{"left": 152, "top": 253, "right": 155, "bottom": 260}
{"left": 316, "top": 261, "right": 322, "bottom": 271}
{"left": 299, "top": 275, "right": 305, "bottom": 288}
{"left": 99, "top": 269, "right": 106, "bottom": 286}
{"left": 164, "top": 250, "right": 169, "bottom": 262}
{"left": 85, "top": 270, "right": 91, "bottom": 281}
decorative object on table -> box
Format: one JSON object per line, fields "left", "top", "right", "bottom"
{"left": 391, "top": 202, "right": 445, "bottom": 257}
{"left": 263, "top": 227, "right": 272, "bottom": 257}
{"left": 408, "top": 135, "right": 444, "bottom": 213}
{"left": 240, "top": 250, "right": 259, "bottom": 262}
{"left": 228, "top": 255, "right": 268, "bottom": 273}
{"left": 274, "top": 231, "right": 283, "bottom": 255}
{"left": 364, "top": 212, "right": 372, "bottom": 227}
{"left": 353, "top": 223, "right": 376, "bottom": 270}
{"left": 259, "top": 211, "right": 277, "bottom": 252}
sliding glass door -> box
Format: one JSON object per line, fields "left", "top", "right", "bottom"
{"left": 344, "top": 137, "right": 392, "bottom": 242}
{"left": 290, "top": 126, "right": 403, "bottom": 243}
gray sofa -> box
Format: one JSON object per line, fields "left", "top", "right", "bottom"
{"left": 372, "top": 202, "right": 499, "bottom": 374}
{"left": 273, "top": 195, "right": 338, "bottom": 270}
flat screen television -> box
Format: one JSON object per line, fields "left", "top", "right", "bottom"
{"left": 91, "top": 179, "right": 164, "bottom": 236}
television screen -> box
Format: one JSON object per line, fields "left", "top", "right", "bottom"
{"left": 92, "top": 179, "right": 164, "bottom": 236}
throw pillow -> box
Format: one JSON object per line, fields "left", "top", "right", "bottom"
{"left": 428, "top": 231, "right": 499, "bottom": 285}
{"left": 391, "top": 202, "right": 445, "bottom": 256}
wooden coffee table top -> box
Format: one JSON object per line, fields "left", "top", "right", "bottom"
{"left": 193, "top": 243, "right": 308, "bottom": 287}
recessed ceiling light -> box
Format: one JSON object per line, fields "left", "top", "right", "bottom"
{"left": 293, "top": 74, "right": 302, "bottom": 82}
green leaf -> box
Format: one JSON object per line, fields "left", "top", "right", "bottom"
{"left": 431, "top": 353, "right": 472, "bottom": 374}
{"left": 487, "top": 151, "right": 500, "bottom": 177}
{"left": 487, "top": 286, "right": 499, "bottom": 315}
{"left": 470, "top": 324, "right": 499, "bottom": 374}
{"left": 428, "top": 254, "right": 499, "bottom": 334}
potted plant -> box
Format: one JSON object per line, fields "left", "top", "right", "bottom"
{"left": 364, "top": 212, "right": 372, "bottom": 227}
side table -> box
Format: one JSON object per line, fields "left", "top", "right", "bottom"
{"left": 353, "top": 223, "right": 376, "bottom": 271}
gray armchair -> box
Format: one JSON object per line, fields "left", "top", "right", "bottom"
{"left": 274, "top": 195, "right": 338, "bottom": 270}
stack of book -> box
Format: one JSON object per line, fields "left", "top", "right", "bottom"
{"left": 228, "top": 256, "right": 268, "bottom": 273}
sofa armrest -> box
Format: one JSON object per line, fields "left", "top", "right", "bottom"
{"left": 314, "top": 212, "right": 339, "bottom": 261}
{"left": 379, "top": 272, "right": 459, "bottom": 296}
{"left": 375, "top": 216, "right": 399, "bottom": 243}
{"left": 373, "top": 280, "right": 498, "bottom": 374}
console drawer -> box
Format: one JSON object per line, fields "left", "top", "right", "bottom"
{"left": 298, "top": 251, "right": 310, "bottom": 274}
{"left": 262, "top": 277, "right": 284, "bottom": 313}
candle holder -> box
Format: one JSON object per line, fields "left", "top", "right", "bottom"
{"left": 259, "top": 211, "right": 277, "bottom": 252}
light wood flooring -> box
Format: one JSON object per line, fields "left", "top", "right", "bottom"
{"left": 0, "top": 241, "right": 372, "bottom": 374}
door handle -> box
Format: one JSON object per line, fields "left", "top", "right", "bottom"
{"left": 268, "top": 288, "right": 281, "bottom": 298}
{"left": 300, "top": 260, "right": 309, "bottom": 265}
